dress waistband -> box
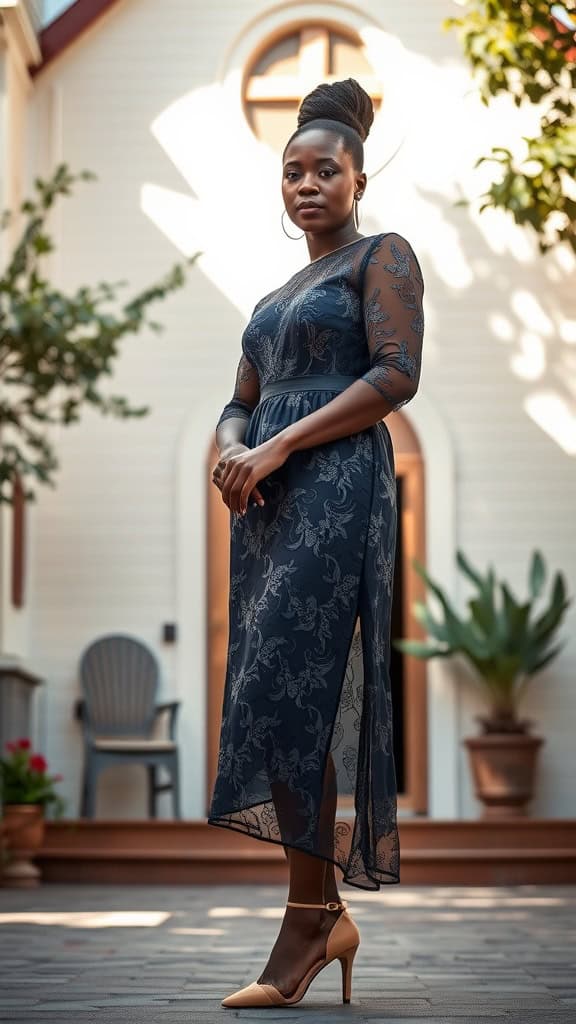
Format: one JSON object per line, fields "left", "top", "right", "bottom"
{"left": 260, "top": 374, "right": 358, "bottom": 402}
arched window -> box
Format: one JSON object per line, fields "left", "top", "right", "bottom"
{"left": 243, "top": 25, "right": 383, "bottom": 151}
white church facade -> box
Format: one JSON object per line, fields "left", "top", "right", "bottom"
{"left": 1, "top": 0, "right": 575, "bottom": 847}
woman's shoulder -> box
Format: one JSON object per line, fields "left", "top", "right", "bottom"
{"left": 352, "top": 231, "right": 421, "bottom": 272}
{"left": 249, "top": 287, "right": 278, "bottom": 318}
{"left": 364, "top": 230, "right": 418, "bottom": 253}
{"left": 363, "top": 231, "right": 424, "bottom": 284}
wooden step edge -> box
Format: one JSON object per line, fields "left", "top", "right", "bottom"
{"left": 403, "top": 848, "right": 576, "bottom": 861}
{"left": 36, "top": 846, "right": 576, "bottom": 862}
{"left": 38, "top": 819, "right": 576, "bottom": 830}
{"left": 37, "top": 847, "right": 286, "bottom": 861}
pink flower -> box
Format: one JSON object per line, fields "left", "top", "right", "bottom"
{"left": 29, "top": 754, "right": 48, "bottom": 773}
{"left": 5, "top": 740, "right": 18, "bottom": 753}
{"left": 52, "top": 773, "right": 64, "bottom": 782}
{"left": 17, "top": 738, "right": 31, "bottom": 750}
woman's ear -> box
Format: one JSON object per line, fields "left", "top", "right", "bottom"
{"left": 354, "top": 172, "right": 367, "bottom": 199}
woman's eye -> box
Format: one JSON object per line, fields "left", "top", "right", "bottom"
{"left": 319, "top": 169, "right": 336, "bottom": 177}
{"left": 285, "top": 171, "right": 299, "bottom": 181}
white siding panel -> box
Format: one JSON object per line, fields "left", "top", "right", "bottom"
{"left": 23, "top": 0, "right": 576, "bottom": 821}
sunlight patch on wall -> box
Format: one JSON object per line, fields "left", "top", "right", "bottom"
{"left": 142, "top": 16, "right": 418, "bottom": 317}
{"left": 511, "top": 291, "right": 554, "bottom": 337}
{"left": 145, "top": 82, "right": 288, "bottom": 319}
{"left": 524, "top": 392, "right": 576, "bottom": 455}
{"left": 510, "top": 332, "right": 546, "bottom": 381}
{"left": 141, "top": 184, "right": 208, "bottom": 260}
{"left": 559, "top": 319, "right": 576, "bottom": 344}
{"left": 489, "top": 313, "right": 515, "bottom": 343}
{"left": 140, "top": 11, "right": 576, "bottom": 455}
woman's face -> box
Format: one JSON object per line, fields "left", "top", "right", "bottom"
{"left": 282, "top": 128, "right": 366, "bottom": 235}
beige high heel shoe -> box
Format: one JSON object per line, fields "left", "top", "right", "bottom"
{"left": 221, "top": 898, "right": 360, "bottom": 1008}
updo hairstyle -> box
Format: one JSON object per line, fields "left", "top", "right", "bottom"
{"left": 282, "top": 77, "right": 374, "bottom": 170}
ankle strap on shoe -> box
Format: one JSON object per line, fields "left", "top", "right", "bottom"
{"left": 286, "top": 900, "right": 348, "bottom": 911}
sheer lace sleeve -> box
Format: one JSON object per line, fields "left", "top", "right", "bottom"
{"left": 361, "top": 232, "right": 425, "bottom": 411}
{"left": 216, "top": 352, "right": 260, "bottom": 429}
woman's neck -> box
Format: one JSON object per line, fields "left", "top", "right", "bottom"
{"left": 306, "top": 228, "right": 363, "bottom": 263}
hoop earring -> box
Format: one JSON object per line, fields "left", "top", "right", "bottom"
{"left": 353, "top": 198, "right": 362, "bottom": 230}
{"left": 281, "top": 209, "right": 304, "bottom": 240}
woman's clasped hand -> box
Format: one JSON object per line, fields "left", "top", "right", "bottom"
{"left": 211, "top": 437, "right": 289, "bottom": 515}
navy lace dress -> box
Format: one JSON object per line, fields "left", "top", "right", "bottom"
{"left": 207, "top": 232, "right": 424, "bottom": 889}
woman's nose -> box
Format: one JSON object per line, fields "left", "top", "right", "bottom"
{"left": 298, "top": 177, "right": 319, "bottom": 194}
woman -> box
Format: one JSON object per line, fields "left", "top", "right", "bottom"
{"left": 208, "top": 77, "right": 425, "bottom": 1008}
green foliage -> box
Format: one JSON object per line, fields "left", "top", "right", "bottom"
{"left": 444, "top": 1, "right": 576, "bottom": 253}
{"left": 394, "top": 549, "right": 572, "bottom": 725}
{"left": 0, "top": 164, "right": 198, "bottom": 503}
{"left": 0, "top": 737, "right": 66, "bottom": 817}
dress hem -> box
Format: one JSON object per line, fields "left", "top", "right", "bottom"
{"left": 206, "top": 815, "right": 400, "bottom": 891}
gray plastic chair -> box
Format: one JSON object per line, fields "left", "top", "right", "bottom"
{"left": 76, "top": 634, "right": 181, "bottom": 818}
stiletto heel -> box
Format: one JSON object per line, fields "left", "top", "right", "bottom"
{"left": 338, "top": 944, "right": 358, "bottom": 1003}
{"left": 221, "top": 898, "right": 361, "bottom": 1008}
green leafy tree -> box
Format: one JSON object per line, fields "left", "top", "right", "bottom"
{"left": 0, "top": 163, "right": 198, "bottom": 504}
{"left": 445, "top": 1, "right": 576, "bottom": 253}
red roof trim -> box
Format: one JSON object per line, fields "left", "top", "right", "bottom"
{"left": 32, "top": 0, "right": 123, "bottom": 77}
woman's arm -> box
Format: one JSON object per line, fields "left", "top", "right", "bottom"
{"left": 213, "top": 351, "right": 266, "bottom": 507}
{"left": 215, "top": 353, "right": 260, "bottom": 457}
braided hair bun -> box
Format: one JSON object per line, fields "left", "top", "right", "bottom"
{"left": 297, "top": 77, "right": 374, "bottom": 142}
{"left": 283, "top": 78, "right": 373, "bottom": 169}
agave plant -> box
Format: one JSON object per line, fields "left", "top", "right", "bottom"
{"left": 394, "top": 550, "right": 572, "bottom": 733}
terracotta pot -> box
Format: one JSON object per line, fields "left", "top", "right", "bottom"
{"left": 1, "top": 803, "right": 45, "bottom": 888}
{"left": 464, "top": 733, "right": 544, "bottom": 818}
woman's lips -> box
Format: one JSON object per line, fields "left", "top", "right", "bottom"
{"left": 298, "top": 206, "right": 322, "bottom": 215}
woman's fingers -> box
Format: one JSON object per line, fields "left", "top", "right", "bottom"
{"left": 221, "top": 460, "right": 242, "bottom": 510}
{"left": 216, "top": 453, "right": 266, "bottom": 513}
{"left": 228, "top": 466, "right": 256, "bottom": 514}
{"left": 222, "top": 459, "right": 253, "bottom": 513}
{"left": 211, "top": 457, "right": 227, "bottom": 491}
{"left": 213, "top": 456, "right": 236, "bottom": 497}
{"left": 215, "top": 472, "right": 264, "bottom": 509}
{"left": 232, "top": 469, "right": 253, "bottom": 514}
{"left": 239, "top": 473, "right": 257, "bottom": 514}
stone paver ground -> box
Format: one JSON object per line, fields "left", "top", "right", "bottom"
{"left": 0, "top": 883, "right": 575, "bottom": 1023}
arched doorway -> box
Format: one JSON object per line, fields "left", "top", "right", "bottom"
{"left": 206, "top": 411, "right": 428, "bottom": 815}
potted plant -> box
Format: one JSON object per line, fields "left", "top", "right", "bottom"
{"left": 394, "top": 550, "right": 571, "bottom": 817}
{"left": 0, "top": 737, "right": 66, "bottom": 887}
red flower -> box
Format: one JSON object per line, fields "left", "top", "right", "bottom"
{"left": 5, "top": 740, "right": 18, "bottom": 753}
{"left": 17, "top": 738, "right": 31, "bottom": 750}
{"left": 29, "top": 754, "right": 48, "bottom": 773}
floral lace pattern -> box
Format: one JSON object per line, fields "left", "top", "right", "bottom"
{"left": 208, "top": 233, "right": 424, "bottom": 889}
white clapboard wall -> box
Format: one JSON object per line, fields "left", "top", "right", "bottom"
{"left": 21, "top": 0, "right": 576, "bottom": 821}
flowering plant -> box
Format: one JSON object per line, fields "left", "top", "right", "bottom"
{"left": 0, "top": 738, "right": 66, "bottom": 817}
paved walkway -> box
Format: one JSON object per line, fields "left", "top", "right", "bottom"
{"left": 0, "top": 883, "right": 575, "bottom": 1023}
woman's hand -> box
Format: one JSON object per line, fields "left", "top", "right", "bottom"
{"left": 217, "top": 436, "right": 290, "bottom": 515}
{"left": 212, "top": 443, "right": 266, "bottom": 512}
